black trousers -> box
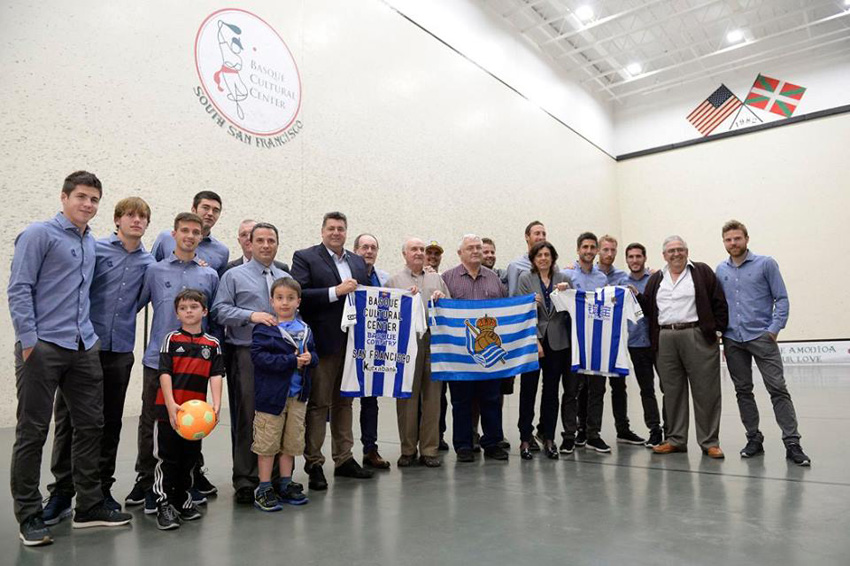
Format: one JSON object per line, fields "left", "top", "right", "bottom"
{"left": 518, "top": 342, "right": 571, "bottom": 442}
{"left": 11, "top": 340, "right": 104, "bottom": 523}
{"left": 49, "top": 351, "right": 135, "bottom": 497}
{"left": 439, "top": 382, "right": 448, "bottom": 437}
{"left": 565, "top": 373, "right": 606, "bottom": 440}
{"left": 576, "top": 373, "right": 629, "bottom": 434}
{"left": 153, "top": 420, "right": 201, "bottom": 510}
{"left": 628, "top": 347, "right": 662, "bottom": 432}
{"left": 448, "top": 379, "right": 503, "bottom": 452}
{"left": 360, "top": 396, "right": 379, "bottom": 453}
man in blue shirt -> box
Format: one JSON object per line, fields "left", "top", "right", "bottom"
{"left": 211, "top": 222, "right": 291, "bottom": 503}
{"left": 622, "top": 243, "right": 663, "bottom": 448}
{"left": 127, "top": 212, "right": 220, "bottom": 508}
{"left": 151, "top": 191, "right": 230, "bottom": 275}
{"left": 716, "top": 220, "right": 810, "bottom": 466}
{"left": 45, "top": 197, "right": 156, "bottom": 523}
{"left": 8, "top": 171, "right": 133, "bottom": 546}
{"left": 597, "top": 235, "right": 627, "bottom": 285}
{"left": 353, "top": 233, "right": 391, "bottom": 470}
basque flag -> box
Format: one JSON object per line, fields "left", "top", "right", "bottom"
{"left": 745, "top": 73, "right": 806, "bottom": 118}
{"left": 429, "top": 294, "right": 539, "bottom": 381}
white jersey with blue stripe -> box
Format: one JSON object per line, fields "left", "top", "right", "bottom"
{"left": 550, "top": 286, "right": 642, "bottom": 377}
{"left": 340, "top": 286, "right": 426, "bottom": 398}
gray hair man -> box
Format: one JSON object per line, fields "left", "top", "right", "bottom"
{"left": 386, "top": 237, "right": 450, "bottom": 467}
{"left": 636, "top": 236, "right": 728, "bottom": 459}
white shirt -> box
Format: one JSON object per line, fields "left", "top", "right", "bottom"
{"left": 326, "top": 245, "right": 353, "bottom": 303}
{"left": 657, "top": 262, "right": 698, "bottom": 325}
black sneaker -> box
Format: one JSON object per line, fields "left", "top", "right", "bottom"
{"left": 438, "top": 438, "right": 450, "bottom": 451}
{"left": 279, "top": 482, "right": 309, "bottom": 506}
{"left": 586, "top": 437, "right": 612, "bottom": 453}
{"left": 483, "top": 446, "right": 509, "bottom": 461}
{"left": 144, "top": 490, "right": 158, "bottom": 515}
{"left": 617, "top": 430, "right": 646, "bottom": 445}
{"left": 786, "top": 444, "right": 811, "bottom": 466}
{"left": 42, "top": 493, "right": 73, "bottom": 526}
{"left": 19, "top": 515, "right": 52, "bottom": 546}
{"left": 644, "top": 429, "right": 663, "bottom": 448}
{"left": 156, "top": 504, "right": 181, "bottom": 530}
{"left": 575, "top": 430, "right": 588, "bottom": 447}
{"left": 72, "top": 504, "right": 133, "bottom": 528}
{"left": 179, "top": 502, "right": 202, "bottom": 521}
{"left": 254, "top": 486, "right": 282, "bottom": 512}
{"left": 559, "top": 437, "right": 575, "bottom": 455}
{"left": 102, "top": 491, "right": 121, "bottom": 512}
{"left": 125, "top": 482, "right": 147, "bottom": 506}
{"left": 193, "top": 469, "right": 217, "bottom": 496}
{"left": 740, "top": 439, "right": 765, "bottom": 458}
{"left": 190, "top": 488, "right": 207, "bottom": 505}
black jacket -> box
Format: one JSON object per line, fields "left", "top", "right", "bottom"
{"left": 290, "top": 244, "right": 369, "bottom": 356}
{"left": 638, "top": 261, "right": 728, "bottom": 352}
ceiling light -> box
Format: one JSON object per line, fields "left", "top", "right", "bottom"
{"left": 575, "top": 5, "right": 594, "bottom": 22}
{"left": 626, "top": 63, "right": 642, "bottom": 76}
{"left": 726, "top": 29, "right": 745, "bottom": 43}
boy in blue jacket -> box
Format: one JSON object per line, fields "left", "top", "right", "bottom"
{"left": 251, "top": 278, "right": 318, "bottom": 512}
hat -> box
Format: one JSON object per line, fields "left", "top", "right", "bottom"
{"left": 425, "top": 240, "right": 444, "bottom": 254}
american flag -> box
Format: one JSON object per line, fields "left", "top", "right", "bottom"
{"left": 687, "top": 84, "right": 742, "bottom": 136}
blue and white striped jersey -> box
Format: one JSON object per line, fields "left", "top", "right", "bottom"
{"left": 340, "top": 286, "right": 426, "bottom": 398}
{"left": 551, "top": 286, "right": 642, "bottom": 377}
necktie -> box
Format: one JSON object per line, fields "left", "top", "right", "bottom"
{"left": 263, "top": 268, "right": 276, "bottom": 298}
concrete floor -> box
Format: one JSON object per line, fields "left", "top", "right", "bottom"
{"left": 2, "top": 364, "right": 849, "bottom": 566}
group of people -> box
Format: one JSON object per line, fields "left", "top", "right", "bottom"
{"left": 8, "top": 171, "right": 810, "bottom": 547}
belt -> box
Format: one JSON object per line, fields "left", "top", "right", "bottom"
{"left": 660, "top": 322, "right": 699, "bottom": 331}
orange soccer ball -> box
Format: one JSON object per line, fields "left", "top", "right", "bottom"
{"left": 176, "top": 400, "right": 218, "bottom": 440}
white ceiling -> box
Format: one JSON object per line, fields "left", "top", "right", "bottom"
{"left": 483, "top": 0, "right": 850, "bottom": 102}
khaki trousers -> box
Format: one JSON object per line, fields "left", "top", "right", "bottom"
{"left": 656, "top": 327, "right": 721, "bottom": 451}
{"left": 396, "top": 333, "right": 440, "bottom": 457}
{"left": 304, "top": 347, "right": 353, "bottom": 468}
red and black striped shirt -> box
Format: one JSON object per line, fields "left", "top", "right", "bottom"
{"left": 155, "top": 329, "right": 225, "bottom": 421}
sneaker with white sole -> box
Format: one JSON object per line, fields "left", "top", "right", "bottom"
{"left": 72, "top": 504, "right": 133, "bottom": 528}
{"left": 179, "top": 502, "right": 202, "bottom": 521}
{"left": 616, "top": 430, "right": 646, "bottom": 445}
{"left": 586, "top": 437, "right": 612, "bottom": 453}
{"left": 19, "top": 516, "right": 52, "bottom": 546}
{"left": 42, "top": 493, "right": 73, "bottom": 526}
{"left": 156, "top": 504, "right": 181, "bottom": 531}
{"left": 786, "top": 443, "right": 811, "bottom": 467}
{"left": 144, "top": 490, "right": 158, "bottom": 515}
{"left": 125, "top": 482, "right": 147, "bottom": 506}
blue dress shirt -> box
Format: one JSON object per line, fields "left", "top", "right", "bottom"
{"left": 90, "top": 234, "right": 156, "bottom": 352}
{"left": 622, "top": 270, "right": 651, "bottom": 348}
{"left": 8, "top": 213, "right": 98, "bottom": 350}
{"left": 506, "top": 253, "right": 531, "bottom": 296}
{"left": 716, "top": 251, "right": 789, "bottom": 342}
{"left": 562, "top": 264, "right": 607, "bottom": 291}
{"left": 151, "top": 229, "right": 230, "bottom": 276}
{"left": 138, "top": 254, "right": 219, "bottom": 368}
{"left": 601, "top": 265, "right": 627, "bottom": 286}
{"left": 211, "top": 258, "right": 291, "bottom": 346}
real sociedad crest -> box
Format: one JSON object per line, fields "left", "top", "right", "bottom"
{"left": 464, "top": 315, "right": 507, "bottom": 368}
{"left": 194, "top": 8, "right": 302, "bottom": 142}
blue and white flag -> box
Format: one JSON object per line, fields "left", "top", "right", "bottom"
{"left": 429, "top": 294, "right": 539, "bottom": 381}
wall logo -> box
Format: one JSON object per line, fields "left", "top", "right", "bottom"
{"left": 194, "top": 8, "right": 302, "bottom": 148}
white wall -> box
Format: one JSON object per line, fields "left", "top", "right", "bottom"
{"left": 616, "top": 112, "right": 850, "bottom": 340}
{"left": 0, "top": 0, "right": 619, "bottom": 426}
{"left": 385, "top": 0, "right": 616, "bottom": 156}
{"left": 614, "top": 57, "right": 850, "bottom": 155}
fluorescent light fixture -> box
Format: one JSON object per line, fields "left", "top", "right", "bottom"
{"left": 575, "top": 5, "right": 594, "bottom": 22}
{"left": 626, "top": 63, "right": 642, "bottom": 76}
{"left": 726, "top": 29, "right": 745, "bottom": 43}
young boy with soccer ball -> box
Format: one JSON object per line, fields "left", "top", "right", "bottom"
{"left": 154, "top": 289, "right": 224, "bottom": 530}
{"left": 250, "top": 277, "right": 318, "bottom": 512}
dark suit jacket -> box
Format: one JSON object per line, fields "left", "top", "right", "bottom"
{"left": 223, "top": 256, "right": 290, "bottom": 275}
{"left": 638, "top": 261, "right": 728, "bottom": 353}
{"left": 290, "top": 244, "right": 369, "bottom": 355}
